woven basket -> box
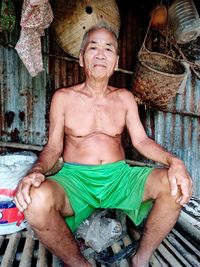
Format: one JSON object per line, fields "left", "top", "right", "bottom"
{"left": 132, "top": 50, "right": 186, "bottom": 108}
{"left": 51, "top": 0, "right": 120, "bottom": 58}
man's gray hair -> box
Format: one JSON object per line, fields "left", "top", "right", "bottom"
{"left": 80, "top": 21, "right": 119, "bottom": 54}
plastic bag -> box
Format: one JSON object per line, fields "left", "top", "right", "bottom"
{"left": 76, "top": 210, "right": 122, "bottom": 252}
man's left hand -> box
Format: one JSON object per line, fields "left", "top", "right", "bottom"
{"left": 167, "top": 158, "right": 193, "bottom": 206}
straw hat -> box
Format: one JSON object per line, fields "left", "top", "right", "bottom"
{"left": 51, "top": 0, "right": 120, "bottom": 58}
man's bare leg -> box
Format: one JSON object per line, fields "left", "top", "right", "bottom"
{"left": 24, "top": 179, "right": 91, "bottom": 267}
{"left": 132, "top": 169, "right": 182, "bottom": 267}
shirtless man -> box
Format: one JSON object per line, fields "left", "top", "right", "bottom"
{"left": 15, "top": 23, "right": 193, "bottom": 267}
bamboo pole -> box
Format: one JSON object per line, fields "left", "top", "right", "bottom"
{"left": 0, "top": 141, "right": 43, "bottom": 151}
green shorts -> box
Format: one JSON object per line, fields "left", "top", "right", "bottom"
{"left": 49, "top": 160, "right": 153, "bottom": 232}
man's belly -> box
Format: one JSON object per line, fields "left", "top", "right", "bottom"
{"left": 63, "top": 133, "right": 125, "bottom": 165}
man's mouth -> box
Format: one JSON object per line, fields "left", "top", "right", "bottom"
{"left": 94, "top": 64, "right": 106, "bottom": 68}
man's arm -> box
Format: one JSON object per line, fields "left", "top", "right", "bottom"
{"left": 124, "top": 91, "right": 193, "bottom": 205}
{"left": 29, "top": 91, "right": 65, "bottom": 173}
{"left": 15, "top": 90, "right": 66, "bottom": 211}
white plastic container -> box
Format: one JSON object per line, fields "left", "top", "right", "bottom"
{"left": 169, "top": 0, "right": 200, "bottom": 43}
{"left": 0, "top": 151, "right": 37, "bottom": 234}
{"left": 0, "top": 151, "right": 37, "bottom": 200}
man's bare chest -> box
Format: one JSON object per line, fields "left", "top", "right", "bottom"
{"left": 65, "top": 101, "right": 126, "bottom": 137}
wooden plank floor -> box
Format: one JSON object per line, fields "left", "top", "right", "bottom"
{"left": 0, "top": 231, "right": 63, "bottom": 267}
{"left": 0, "top": 226, "right": 200, "bottom": 267}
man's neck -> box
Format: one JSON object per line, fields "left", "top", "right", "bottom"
{"left": 84, "top": 78, "right": 110, "bottom": 97}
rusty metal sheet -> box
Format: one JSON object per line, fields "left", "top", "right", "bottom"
{"left": 143, "top": 109, "right": 200, "bottom": 197}
{"left": 153, "top": 74, "right": 200, "bottom": 197}
{"left": 0, "top": 26, "right": 48, "bottom": 147}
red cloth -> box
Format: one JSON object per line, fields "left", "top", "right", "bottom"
{"left": 15, "top": 0, "right": 53, "bottom": 77}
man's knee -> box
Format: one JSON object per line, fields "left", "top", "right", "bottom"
{"left": 157, "top": 169, "right": 172, "bottom": 196}
{"left": 144, "top": 168, "right": 181, "bottom": 202}
{"left": 24, "top": 179, "right": 64, "bottom": 229}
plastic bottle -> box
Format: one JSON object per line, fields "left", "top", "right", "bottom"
{"left": 169, "top": 0, "right": 200, "bottom": 43}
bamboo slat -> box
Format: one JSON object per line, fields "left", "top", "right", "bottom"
{"left": 157, "top": 242, "right": 191, "bottom": 267}
{"left": 0, "top": 235, "right": 5, "bottom": 248}
{"left": 150, "top": 251, "right": 168, "bottom": 267}
{"left": 36, "top": 243, "right": 48, "bottom": 267}
{"left": 0, "top": 232, "right": 21, "bottom": 267}
{"left": 19, "top": 232, "right": 35, "bottom": 267}
{"left": 52, "top": 255, "right": 63, "bottom": 267}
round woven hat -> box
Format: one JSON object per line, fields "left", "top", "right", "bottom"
{"left": 51, "top": 0, "right": 120, "bottom": 58}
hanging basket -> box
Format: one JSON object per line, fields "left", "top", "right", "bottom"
{"left": 132, "top": 11, "right": 187, "bottom": 109}
{"left": 132, "top": 50, "right": 186, "bottom": 108}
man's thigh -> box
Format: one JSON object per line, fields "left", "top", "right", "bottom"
{"left": 38, "top": 178, "right": 74, "bottom": 217}
{"left": 51, "top": 179, "right": 75, "bottom": 217}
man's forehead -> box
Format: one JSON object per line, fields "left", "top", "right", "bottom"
{"left": 88, "top": 40, "right": 115, "bottom": 47}
{"left": 87, "top": 29, "right": 117, "bottom": 47}
{"left": 89, "top": 28, "right": 114, "bottom": 38}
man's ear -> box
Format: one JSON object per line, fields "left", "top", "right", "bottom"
{"left": 79, "top": 52, "right": 83, "bottom": 67}
{"left": 114, "top": 55, "right": 119, "bottom": 71}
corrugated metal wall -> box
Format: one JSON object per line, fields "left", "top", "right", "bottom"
{"left": 0, "top": 1, "right": 199, "bottom": 196}
{"left": 143, "top": 75, "right": 200, "bottom": 197}
{"left": 0, "top": 7, "right": 48, "bottom": 147}
{"left": 157, "top": 77, "right": 200, "bottom": 197}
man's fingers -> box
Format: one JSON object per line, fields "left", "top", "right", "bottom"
{"left": 15, "top": 177, "right": 33, "bottom": 211}
{"left": 21, "top": 184, "right": 31, "bottom": 205}
{"left": 168, "top": 161, "right": 193, "bottom": 206}
{"left": 31, "top": 175, "right": 44, "bottom": 187}
{"left": 15, "top": 186, "right": 29, "bottom": 212}
{"left": 170, "top": 177, "right": 178, "bottom": 196}
{"left": 14, "top": 173, "right": 45, "bottom": 212}
{"left": 14, "top": 172, "right": 45, "bottom": 212}
{"left": 176, "top": 196, "right": 182, "bottom": 204}
{"left": 179, "top": 177, "right": 193, "bottom": 205}
{"left": 173, "top": 173, "right": 193, "bottom": 205}
{"left": 14, "top": 196, "right": 24, "bottom": 212}
{"left": 22, "top": 180, "right": 32, "bottom": 203}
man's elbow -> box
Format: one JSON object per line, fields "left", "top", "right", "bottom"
{"left": 43, "top": 143, "right": 63, "bottom": 158}
{"left": 132, "top": 136, "right": 151, "bottom": 149}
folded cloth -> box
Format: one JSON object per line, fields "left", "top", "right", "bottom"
{"left": 15, "top": 0, "right": 53, "bottom": 77}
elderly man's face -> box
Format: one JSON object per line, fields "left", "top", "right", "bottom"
{"left": 79, "top": 28, "right": 119, "bottom": 80}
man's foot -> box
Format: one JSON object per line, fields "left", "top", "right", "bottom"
{"left": 131, "top": 253, "right": 149, "bottom": 267}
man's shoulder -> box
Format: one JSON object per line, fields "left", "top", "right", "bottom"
{"left": 53, "top": 84, "right": 83, "bottom": 98}
{"left": 111, "top": 87, "right": 136, "bottom": 101}
{"left": 109, "top": 86, "right": 132, "bottom": 94}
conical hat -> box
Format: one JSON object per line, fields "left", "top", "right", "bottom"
{"left": 51, "top": 0, "right": 120, "bottom": 58}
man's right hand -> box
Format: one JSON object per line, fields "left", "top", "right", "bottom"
{"left": 14, "top": 172, "right": 45, "bottom": 212}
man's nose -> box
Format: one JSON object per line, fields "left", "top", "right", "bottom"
{"left": 95, "top": 49, "right": 105, "bottom": 59}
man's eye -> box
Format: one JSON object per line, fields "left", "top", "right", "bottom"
{"left": 106, "top": 48, "right": 112, "bottom": 52}
{"left": 90, "top": 47, "right": 96, "bottom": 50}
